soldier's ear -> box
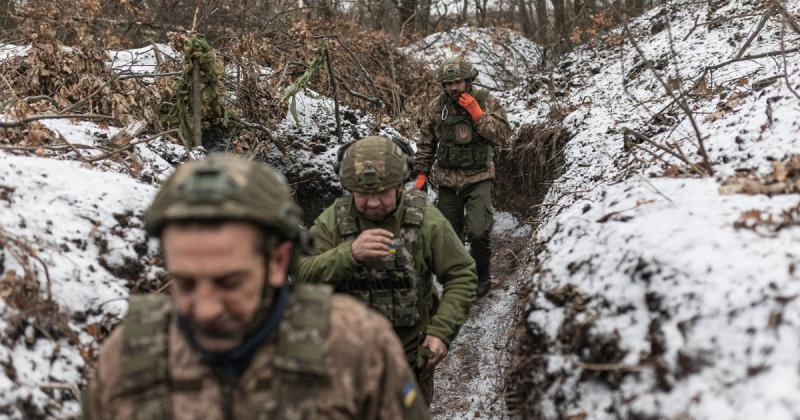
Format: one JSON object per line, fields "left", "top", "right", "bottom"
{"left": 266, "top": 241, "right": 294, "bottom": 288}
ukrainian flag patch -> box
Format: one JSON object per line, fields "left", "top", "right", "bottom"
{"left": 401, "top": 380, "right": 417, "bottom": 407}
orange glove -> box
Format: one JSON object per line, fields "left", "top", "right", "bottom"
{"left": 414, "top": 172, "right": 427, "bottom": 190}
{"left": 458, "top": 93, "right": 484, "bottom": 122}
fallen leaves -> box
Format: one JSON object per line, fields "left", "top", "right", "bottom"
{"left": 734, "top": 202, "right": 800, "bottom": 235}
{"left": 705, "top": 90, "right": 748, "bottom": 123}
{"left": 720, "top": 155, "right": 800, "bottom": 195}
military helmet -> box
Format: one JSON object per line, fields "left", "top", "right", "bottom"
{"left": 336, "top": 136, "right": 413, "bottom": 193}
{"left": 144, "top": 154, "right": 304, "bottom": 242}
{"left": 436, "top": 56, "right": 479, "bottom": 83}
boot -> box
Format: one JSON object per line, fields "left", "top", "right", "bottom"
{"left": 476, "top": 277, "right": 491, "bottom": 297}
{"left": 472, "top": 241, "right": 491, "bottom": 297}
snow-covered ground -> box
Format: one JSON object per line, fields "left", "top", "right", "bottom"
{"left": 519, "top": 0, "right": 800, "bottom": 418}
{"left": 4, "top": 0, "right": 800, "bottom": 417}
{"left": 0, "top": 46, "right": 200, "bottom": 418}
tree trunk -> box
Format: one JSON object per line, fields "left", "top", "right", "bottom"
{"left": 0, "top": 0, "right": 13, "bottom": 30}
{"left": 419, "top": 0, "right": 431, "bottom": 32}
{"left": 518, "top": 0, "right": 534, "bottom": 37}
{"left": 535, "top": 0, "right": 548, "bottom": 42}
{"left": 551, "top": 0, "right": 566, "bottom": 38}
{"left": 398, "top": 0, "right": 417, "bottom": 33}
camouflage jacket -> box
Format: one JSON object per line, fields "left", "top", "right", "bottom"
{"left": 415, "top": 88, "right": 512, "bottom": 190}
{"left": 295, "top": 192, "right": 477, "bottom": 355}
{"left": 83, "top": 289, "right": 429, "bottom": 420}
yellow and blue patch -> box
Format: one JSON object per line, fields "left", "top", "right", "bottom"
{"left": 401, "top": 380, "right": 417, "bottom": 407}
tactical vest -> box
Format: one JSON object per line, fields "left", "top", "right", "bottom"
{"left": 334, "top": 190, "right": 427, "bottom": 328}
{"left": 114, "top": 285, "right": 332, "bottom": 419}
{"left": 435, "top": 89, "right": 492, "bottom": 171}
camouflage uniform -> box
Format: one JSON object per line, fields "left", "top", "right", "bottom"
{"left": 415, "top": 57, "right": 512, "bottom": 296}
{"left": 82, "top": 155, "right": 429, "bottom": 420}
{"left": 296, "top": 137, "right": 477, "bottom": 405}
{"left": 83, "top": 290, "right": 427, "bottom": 420}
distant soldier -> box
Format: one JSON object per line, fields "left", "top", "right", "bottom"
{"left": 83, "top": 154, "right": 428, "bottom": 420}
{"left": 414, "top": 56, "right": 512, "bottom": 297}
{"left": 296, "top": 136, "right": 477, "bottom": 405}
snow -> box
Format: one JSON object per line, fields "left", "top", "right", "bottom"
{"left": 0, "top": 153, "right": 167, "bottom": 417}
{"left": 404, "top": 26, "right": 542, "bottom": 90}
{"left": 520, "top": 0, "right": 800, "bottom": 418}
{"left": 492, "top": 211, "right": 531, "bottom": 237}
{"left": 0, "top": 43, "right": 27, "bottom": 61}
{"left": 3, "top": 0, "right": 800, "bottom": 417}
{"left": 107, "top": 44, "right": 177, "bottom": 75}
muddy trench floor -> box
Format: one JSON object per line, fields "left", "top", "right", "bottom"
{"left": 431, "top": 233, "right": 532, "bottom": 419}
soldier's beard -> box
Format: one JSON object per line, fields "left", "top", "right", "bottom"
{"left": 448, "top": 89, "right": 464, "bottom": 102}
{"left": 192, "top": 323, "right": 244, "bottom": 340}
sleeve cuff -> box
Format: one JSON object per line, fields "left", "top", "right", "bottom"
{"left": 423, "top": 328, "right": 452, "bottom": 349}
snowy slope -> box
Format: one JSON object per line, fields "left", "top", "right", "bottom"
{"left": 0, "top": 43, "right": 203, "bottom": 417}
{"left": 403, "top": 26, "right": 542, "bottom": 91}
{"left": 520, "top": 0, "right": 800, "bottom": 418}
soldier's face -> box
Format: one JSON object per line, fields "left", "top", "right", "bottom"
{"left": 162, "top": 222, "right": 293, "bottom": 353}
{"left": 353, "top": 187, "right": 399, "bottom": 221}
{"left": 443, "top": 79, "right": 467, "bottom": 101}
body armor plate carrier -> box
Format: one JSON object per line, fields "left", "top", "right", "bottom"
{"left": 435, "top": 90, "right": 491, "bottom": 171}
{"left": 334, "top": 190, "right": 427, "bottom": 328}
{"left": 115, "top": 285, "right": 332, "bottom": 419}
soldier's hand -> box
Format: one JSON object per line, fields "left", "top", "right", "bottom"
{"left": 414, "top": 172, "right": 428, "bottom": 191}
{"left": 458, "top": 93, "right": 484, "bottom": 122}
{"left": 351, "top": 228, "right": 395, "bottom": 262}
{"left": 422, "top": 335, "right": 448, "bottom": 370}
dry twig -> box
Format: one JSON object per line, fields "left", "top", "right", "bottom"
{"left": 735, "top": 7, "right": 777, "bottom": 60}
{"left": 88, "top": 128, "right": 179, "bottom": 163}
{"left": 0, "top": 113, "right": 115, "bottom": 128}
{"left": 617, "top": 13, "right": 713, "bottom": 174}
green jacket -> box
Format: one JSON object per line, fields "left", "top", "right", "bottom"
{"left": 296, "top": 192, "right": 477, "bottom": 353}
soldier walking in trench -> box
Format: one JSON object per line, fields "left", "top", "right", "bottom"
{"left": 82, "top": 154, "right": 429, "bottom": 419}
{"left": 296, "top": 135, "right": 478, "bottom": 406}
{"left": 414, "top": 56, "right": 512, "bottom": 297}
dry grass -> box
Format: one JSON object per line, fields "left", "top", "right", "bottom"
{"left": 494, "top": 123, "right": 570, "bottom": 220}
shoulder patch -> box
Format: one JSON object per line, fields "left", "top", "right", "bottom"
{"left": 396, "top": 369, "right": 429, "bottom": 419}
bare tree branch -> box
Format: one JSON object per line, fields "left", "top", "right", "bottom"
{"left": 735, "top": 7, "right": 777, "bottom": 60}
{"left": 0, "top": 114, "right": 115, "bottom": 128}
{"left": 615, "top": 10, "right": 713, "bottom": 174}
{"left": 708, "top": 47, "right": 800, "bottom": 70}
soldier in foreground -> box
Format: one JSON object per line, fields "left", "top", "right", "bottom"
{"left": 82, "top": 154, "right": 429, "bottom": 419}
{"left": 414, "top": 56, "right": 512, "bottom": 297}
{"left": 296, "top": 136, "right": 477, "bottom": 405}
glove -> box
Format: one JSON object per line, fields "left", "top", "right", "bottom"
{"left": 414, "top": 172, "right": 427, "bottom": 191}
{"left": 458, "top": 93, "right": 484, "bottom": 122}
{"left": 414, "top": 345, "right": 434, "bottom": 375}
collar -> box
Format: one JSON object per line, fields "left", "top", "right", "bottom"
{"left": 177, "top": 285, "right": 289, "bottom": 381}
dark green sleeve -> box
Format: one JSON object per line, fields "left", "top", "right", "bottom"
{"left": 295, "top": 207, "right": 358, "bottom": 286}
{"left": 422, "top": 211, "right": 478, "bottom": 347}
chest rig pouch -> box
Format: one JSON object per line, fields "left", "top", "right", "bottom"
{"left": 117, "top": 286, "right": 332, "bottom": 420}
{"left": 435, "top": 90, "right": 491, "bottom": 171}
{"left": 258, "top": 284, "right": 331, "bottom": 420}
{"left": 335, "top": 191, "right": 427, "bottom": 328}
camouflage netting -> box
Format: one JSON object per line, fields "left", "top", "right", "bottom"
{"left": 165, "top": 36, "right": 231, "bottom": 149}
